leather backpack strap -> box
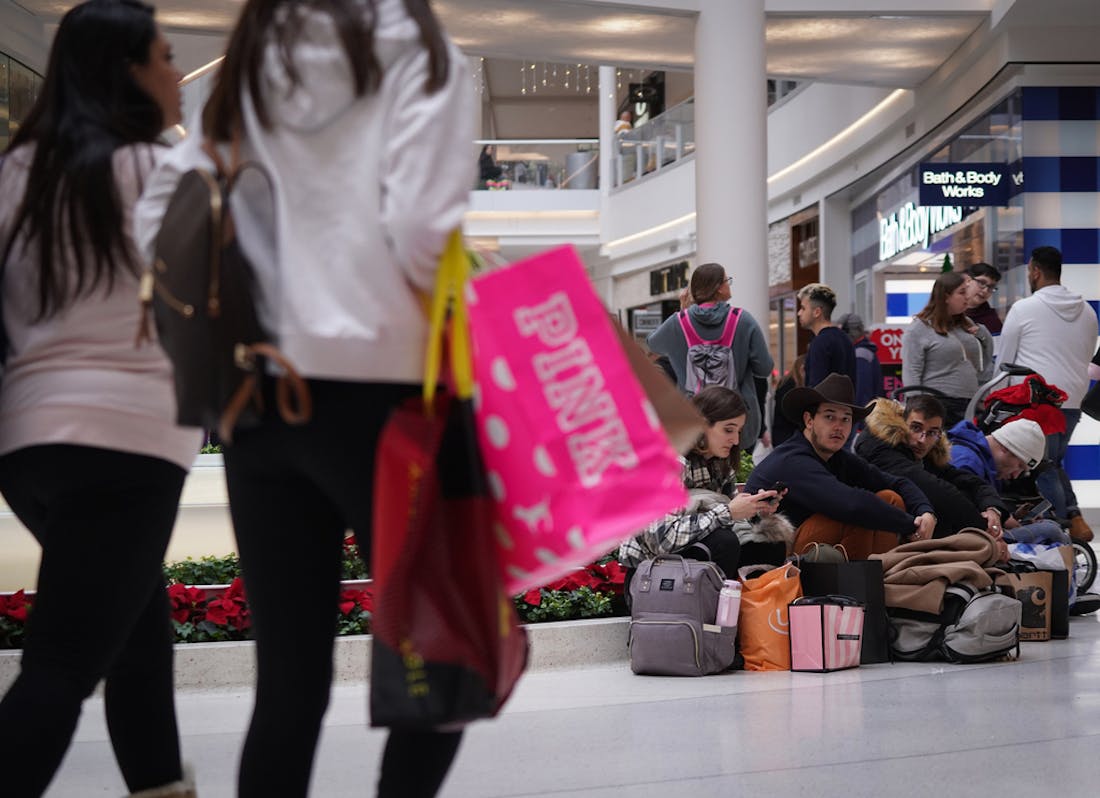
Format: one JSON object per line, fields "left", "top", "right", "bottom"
{"left": 217, "top": 343, "right": 313, "bottom": 442}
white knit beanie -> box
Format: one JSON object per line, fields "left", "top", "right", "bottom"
{"left": 989, "top": 419, "right": 1046, "bottom": 470}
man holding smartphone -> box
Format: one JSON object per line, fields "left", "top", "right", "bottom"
{"left": 746, "top": 374, "right": 937, "bottom": 559}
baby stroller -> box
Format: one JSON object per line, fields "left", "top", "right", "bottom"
{"left": 966, "top": 364, "right": 1097, "bottom": 594}
{"left": 892, "top": 366, "right": 1097, "bottom": 595}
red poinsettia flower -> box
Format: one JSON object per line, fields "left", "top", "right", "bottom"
{"left": 204, "top": 578, "right": 250, "bottom": 630}
{"left": 588, "top": 561, "right": 626, "bottom": 594}
{"left": 339, "top": 588, "right": 372, "bottom": 616}
{"left": 0, "top": 590, "right": 31, "bottom": 622}
{"left": 167, "top": 584, "right": 206, "bottom": 624}
{"left": 523, "top": 588, "right": 542, "bottom": 606}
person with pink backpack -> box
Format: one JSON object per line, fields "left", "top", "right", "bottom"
{"left": 646, "top": 263, "right": 774, "bottom": 444}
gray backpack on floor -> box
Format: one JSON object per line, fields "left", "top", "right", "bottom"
{"left": 889, "top": 583, "right": 1021, "bottom": 663}
{"left": 628, "top": 555, "right": 737, "bottom": 676}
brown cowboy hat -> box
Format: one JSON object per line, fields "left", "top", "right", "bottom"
{"left": 781, "top": 373, "right": 875, "bottom": 424}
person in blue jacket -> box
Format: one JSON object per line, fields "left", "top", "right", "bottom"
{"left": 947, "top": 417, "right": 1046, "bottom": 486}
{"left": 945, "top": 417, "right": 1065, "bottom": 544}
{"left": 747, "top": 373, "right": 937, "bottom": 559}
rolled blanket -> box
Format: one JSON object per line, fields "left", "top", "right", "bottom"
{"left": 870, "top": 530, "right": 1003, "bottom": 614}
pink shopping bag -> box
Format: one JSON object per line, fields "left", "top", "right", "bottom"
{"left": 788, "top": 596, "right": 865, "bottom": 672}
{"left": 466, "top": 246, "right": 688, "bottom": 595}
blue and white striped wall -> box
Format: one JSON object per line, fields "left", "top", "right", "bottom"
{"left": 1021, "top": 86, "right": 1100, "bottom": 511}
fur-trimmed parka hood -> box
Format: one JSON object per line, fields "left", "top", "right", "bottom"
{"left": 863, "top": 398, "right": 951, "bottom": 469}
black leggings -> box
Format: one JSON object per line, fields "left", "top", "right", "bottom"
{"left": 223, "top": 379, "right": 463, "bottom": 798}
{"left": 0, "top": 445, "right": 186, "bottom": 797}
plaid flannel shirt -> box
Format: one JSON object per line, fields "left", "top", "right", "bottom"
{"left": 618, "top": 453, "right": 738, "bottom": 567}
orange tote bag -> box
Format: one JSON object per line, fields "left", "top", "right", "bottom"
{"left": 737, "top": 564, "right": 802, "bottom": 671}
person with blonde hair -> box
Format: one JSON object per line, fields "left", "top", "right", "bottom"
{"left": 797, "top": 283, "right": 856, "bottom": 387}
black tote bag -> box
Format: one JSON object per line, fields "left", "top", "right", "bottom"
{"left": 798, "top": 559, "right": 890, "bottom": 664}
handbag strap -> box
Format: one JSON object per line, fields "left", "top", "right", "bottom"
{"left": 423, "top": 230, "right": 472, "bottom": 408}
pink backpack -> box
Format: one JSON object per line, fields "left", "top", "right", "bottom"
{"left": 677, "top": 307, "right": 741, "bottom": 395}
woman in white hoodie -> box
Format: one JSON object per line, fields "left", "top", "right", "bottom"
{"left": 136, "top": 1, "right": 476, "bottom": 796}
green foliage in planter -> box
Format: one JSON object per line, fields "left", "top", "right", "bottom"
{"left": 514, "top": 587, "right": 614, "bottom": 623}
{"left": 0, "top": 616, "right": 26, "bottom": 648}
{"left": 736, "top": 449, "right": 755, "bottom": 484}
{"left": 199, "top": 443, "right": 223, "bottom": 454}
{"left": 172, "top": 620, "right": 251, "bottom": 644}
{"left": 340, "top": 536, "right": 368, "bottom": 581}
{"left": 163, "top": 554, "right": 241, "bottom": 586}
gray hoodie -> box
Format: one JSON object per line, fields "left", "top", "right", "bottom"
{"left": 999, "top": 284, "right": 1099, "bottom": 407}
{"left": 646, "top": 302, "right": 774, "bottom": 442}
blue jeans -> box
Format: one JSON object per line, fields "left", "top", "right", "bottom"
{"left": 1035, "top": 409, "right": 1081, "bottom": 520}
{"left": 1003, "top": 518, "right": 1071, "bottom": 545}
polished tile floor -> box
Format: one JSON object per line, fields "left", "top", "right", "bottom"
{"left": 45, "top": 611, "right": 1100, "bottom": 797}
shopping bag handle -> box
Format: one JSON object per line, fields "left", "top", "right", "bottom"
{"left": 424, "top": 230, "right": 474, "bottom": 406}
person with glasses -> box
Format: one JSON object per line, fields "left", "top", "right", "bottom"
{"left": 646, "top": 262, "right": 774, "bottom": 445}
{"left": 855, "top": 395, "right": 1057, "bottom": 551}
{"left": 964, "top": 262, "right": 1003, "bottom": 335}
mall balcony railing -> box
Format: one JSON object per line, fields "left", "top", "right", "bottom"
{"left": 613, "top": 98, "right": 695, "bottom": 190}
{"left": 475, "top": 139, "right": 599, "bottom": 191}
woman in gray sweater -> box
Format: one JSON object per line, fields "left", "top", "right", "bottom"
{"left": 901, "top": 271, "right": 994, "bottom": 426}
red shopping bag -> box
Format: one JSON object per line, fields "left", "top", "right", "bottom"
{"left": 370, "top": 232, "right": 527, "bottom": 729}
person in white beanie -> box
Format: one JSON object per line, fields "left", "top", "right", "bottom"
{"left": 998, "top": 246, "right": 1098, "bottom": 541}
{"left": 946, "top": 418, "right": 1064, "bottom": 542}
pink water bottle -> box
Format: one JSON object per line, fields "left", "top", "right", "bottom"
{"left": 716, "top": 580, "right": 742, "bottom": 627}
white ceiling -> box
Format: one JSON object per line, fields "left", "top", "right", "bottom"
{"left": 19, "top": 0, "right": 991, "bottom": 89}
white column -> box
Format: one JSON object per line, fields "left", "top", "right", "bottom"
{"left": 694, "top": 0, "right": 768, "bottom": 326}
{"left": 820, "top": 196, "right": 852, "bottom": 315}
{"left": 598, "top": 65, "right": 616, "bottom": 195}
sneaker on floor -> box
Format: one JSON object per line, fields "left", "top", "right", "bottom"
{"left": 1069, "top": 515, "right": 1094, "bottom": 543}
{"left": 1070, "top": 591, "right": 1100, "bottom": 616}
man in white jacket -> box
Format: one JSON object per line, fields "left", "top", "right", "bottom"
{"left": 999, "top": 246, "right": 1099, "bottom": 542}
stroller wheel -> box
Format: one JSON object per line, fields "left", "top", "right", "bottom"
{"left": 1072, "top": 540, "right": 1097, "bottom": 593}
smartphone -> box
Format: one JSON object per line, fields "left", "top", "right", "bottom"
{"left": 768, "top": 481, "right": 786, "bottom": 503}
{"left": 1020, "top": 498, "right": 1051, "bottom": 521}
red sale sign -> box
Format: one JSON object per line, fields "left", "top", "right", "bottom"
{"left": 869, "top": 327, "right": 905, "bottom": 365}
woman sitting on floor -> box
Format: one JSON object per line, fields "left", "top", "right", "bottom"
{"left": 618, "top": 386, "right": 793, "bottom": 588}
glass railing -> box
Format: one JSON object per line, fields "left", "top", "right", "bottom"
{"left": 614, "top": 98, "right": 695, "bottom": 188}
{"left": 475, "top": 139, "right": 599, "bottom": 190}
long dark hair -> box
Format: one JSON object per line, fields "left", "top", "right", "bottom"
{"left": 692, "top": 385, "right": 748, "bottom": 473}
{"left": 915, "top": 271, "right": 967, "bottom": 335}
{"left": 2, "top": 0, "right": 163, "bottom": 320}
{"left": 203, "top": 0, "right": 449, "bottom": 141}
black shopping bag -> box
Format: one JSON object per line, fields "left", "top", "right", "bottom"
{"left": 798, "top": 560, "right": 889, "bottom": 664}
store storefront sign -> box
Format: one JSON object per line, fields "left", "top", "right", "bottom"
{"left": 649, "top": 260, "right": 688, "bottom": 296}
{"left": 919, "top": 163, "right": 1009, "bottom": 206}
{"left": 878, "top": 203, "right": 963, "bottom": 261}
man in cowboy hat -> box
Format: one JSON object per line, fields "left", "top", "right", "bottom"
{"left": 746, "top": 373, "right": 937, "bottom": 558}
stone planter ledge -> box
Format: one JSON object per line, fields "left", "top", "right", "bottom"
{"left": 0, "top": 616, "right": 629, "bottom": 693}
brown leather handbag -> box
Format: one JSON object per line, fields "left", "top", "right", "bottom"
{"left": 138, "top": 137, "right": 309, "bottom": 441}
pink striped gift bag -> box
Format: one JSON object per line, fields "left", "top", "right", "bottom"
{"left": 788, "top": 596, "right": 865, "bottom": 672}
{"left": 465, "top": 245, "right": 688, "bottom": 595}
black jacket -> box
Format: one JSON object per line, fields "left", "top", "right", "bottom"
{"left": 854, "top": 400, "right": 1007, "bottom": 538}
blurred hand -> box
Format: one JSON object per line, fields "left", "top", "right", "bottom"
{"left": 982, "top": 508, "right": 1003, "bottom": 539}
{"left": 729, "top": 490, "right": 776, "bottom": 520}
{"left": 910, "top": 512, "right": 937, "bottom": 541}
